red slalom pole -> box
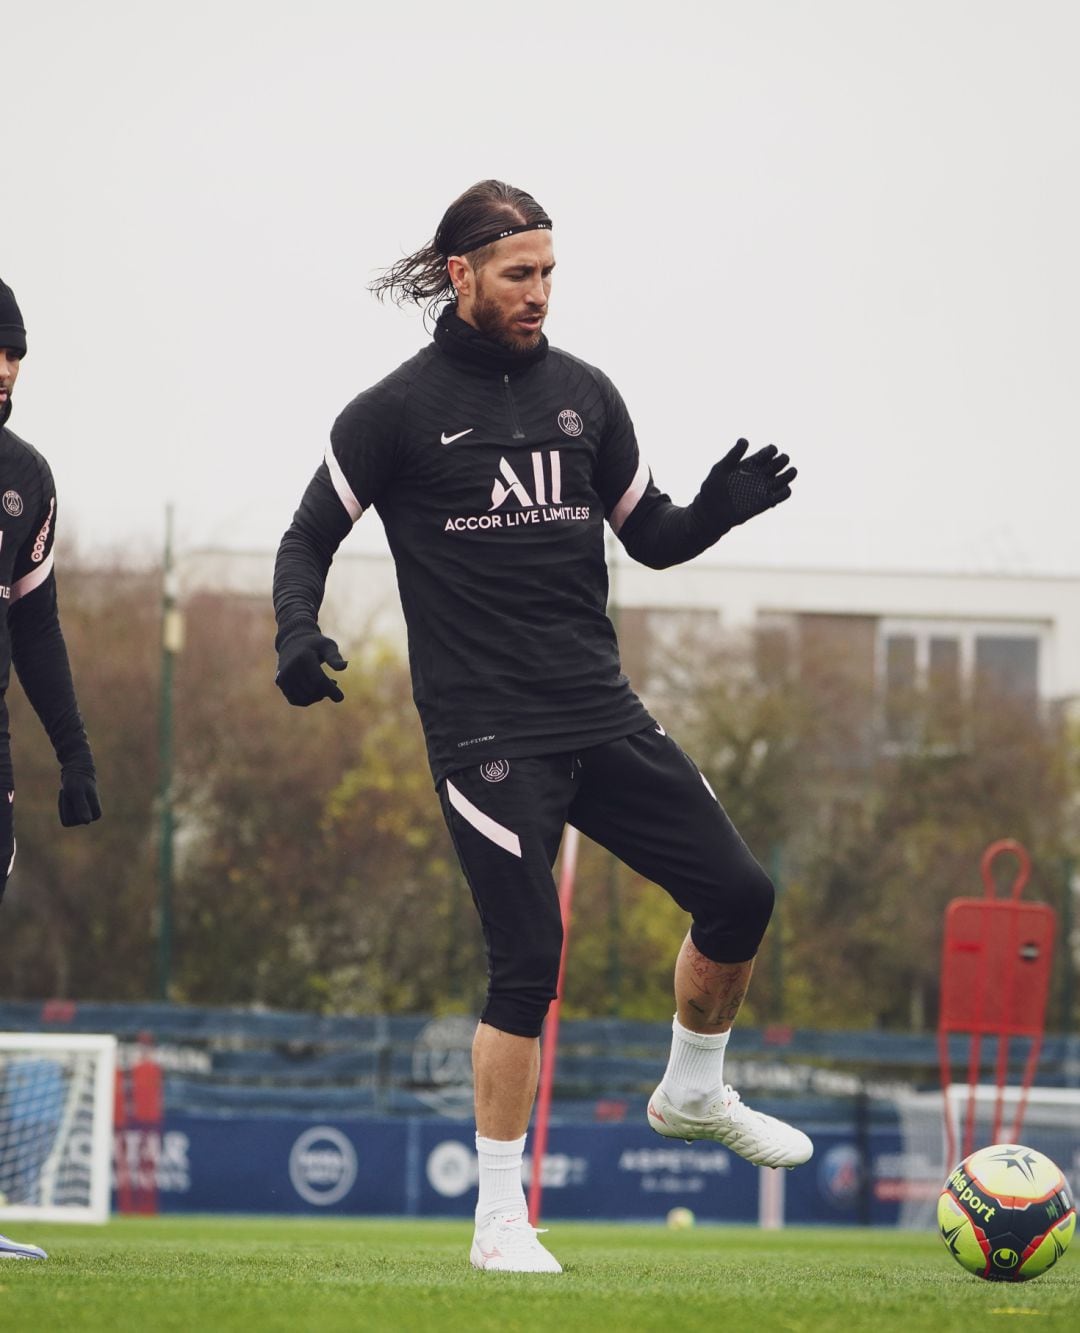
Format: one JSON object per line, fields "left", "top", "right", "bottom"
{"left": 527, "top": 824, "right": 580, "bottom": 1226}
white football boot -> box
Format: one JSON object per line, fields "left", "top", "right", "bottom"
{"left": 648, "top": 1084, "right": 813, "bottom": 1169}
{"left": 470, "top": 1211, "right": 563, "bottom": 1273}
{"left": 0, "top": 1234, "right": 48, "bottom": 1260}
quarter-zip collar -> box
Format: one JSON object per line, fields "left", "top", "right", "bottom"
{"left": 433, "top": 305, "right": 549, "bottom": 375}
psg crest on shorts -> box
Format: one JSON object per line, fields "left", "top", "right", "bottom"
{"left": 480, "top": 760, "right": 510, "bottom": 783}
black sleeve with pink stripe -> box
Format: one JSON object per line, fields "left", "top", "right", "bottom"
{"left": 273, "top": 463, "right": 352, "bottom": 648}
{"left": 596, "top": 374, "right": 729, "bottom": 571}
{"left": 273, "top": 374, "right": 404, "bottom": 647}
{"left": 8, "top": 467, "right": 94, "bottom": 772}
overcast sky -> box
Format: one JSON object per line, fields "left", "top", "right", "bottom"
{"left": 4, "top": 0, "right": 1078, "bottom": 577}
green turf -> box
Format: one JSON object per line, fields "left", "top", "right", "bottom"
{"left": 0, "top": 1216, "right": 1075, "bottom": 1332}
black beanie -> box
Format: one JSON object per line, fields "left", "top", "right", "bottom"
{"left": 0, "top": 278, "right": 27, "bottom": 358}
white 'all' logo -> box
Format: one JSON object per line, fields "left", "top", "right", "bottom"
{"left": 489, "top": 452, "right": 562, "bottom": 510}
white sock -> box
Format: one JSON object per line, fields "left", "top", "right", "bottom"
{"left": 475, "top": 1132, "right": 528, "bottom": 1223}
{"left": 660, "top": 1015, "right": 730, "bottom": 1115}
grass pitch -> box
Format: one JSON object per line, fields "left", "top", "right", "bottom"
{"left": 0, "top": 1215, "right": 1076, "bottom": 1332}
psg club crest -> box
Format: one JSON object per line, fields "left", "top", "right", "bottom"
{"left": 480, "top": 760, "right": 510, "bottom": 783}
{"left": 557, "top": 409, "right": 583, "bottom": 437}
{"left": 2, "top": 490, "right": 23, "bottom": 517}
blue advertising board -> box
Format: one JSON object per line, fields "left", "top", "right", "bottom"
{"left": 416, "top": 1121, "right": 757, "bottom": 1221}
{"left": 123, "top": 1113, "right": 908, "bottom": 1224}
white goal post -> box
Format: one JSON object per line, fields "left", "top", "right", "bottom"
{"left": 894, "top": 1084, "right": 1080, "bottom": 1231}
{"left": 0, "top": 1033, "right": 117, "bottom": 1224}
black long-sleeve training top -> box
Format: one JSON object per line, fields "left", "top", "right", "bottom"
{"left": 274, "top": 308, "right": 733, "bottom": 782}
{"left": 0, "top": 405, "right": 95, "bottom": 789}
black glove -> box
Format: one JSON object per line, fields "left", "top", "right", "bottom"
{"left": 59, "top": 768, "right": 102, "bottom": 827}
{"left": 695, "top": 438, "right": 797, "bottom": 535}
{"left": 275, "top": 631, "right": 348, "bottom": 706}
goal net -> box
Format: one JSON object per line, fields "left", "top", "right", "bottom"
{"left": 0, "top": 1033, "right": 117, "bottom": 1223}
{"left": 894, "top": 1084, "right": 1080, "bottom": 1230}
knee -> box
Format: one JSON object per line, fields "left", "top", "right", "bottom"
{"left": 694, "top": 860, "right": 775, "bottom": 962}
{"left": 483, "top": 930, "right": 563, "bottom": 1039}
{"left": 741, "top": 860, "right": 776, "bottom": 936}
{"left": 482, "top": 990, "right": 554, "bottom": 1039}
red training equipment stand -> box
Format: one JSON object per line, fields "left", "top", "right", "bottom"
{"left": 937, "top": 839, "right": 1056, "bottom": 1169}
{"left": 114, "top": 1039, "right": 164, "bottom": 1216}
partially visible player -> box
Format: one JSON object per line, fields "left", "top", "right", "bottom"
{"left": 273, "top": 182, "right": 812, "bottom": 1273}
{"left": 0, "top": 1234, "right": 47, "bottom": 1260}
{"left": 0, "top": 276, "right": 101, "bottom": 913}
{"left": 0, "top": 276, "right": 100, "bottom": 1261}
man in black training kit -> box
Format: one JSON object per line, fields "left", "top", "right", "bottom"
{"left": 274, "top": 181, "right": 811, "bottom": 1272}
{"left": 0, "top": 278, "right": 101, "bottom": 1262}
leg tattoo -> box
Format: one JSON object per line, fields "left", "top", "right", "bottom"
{"left": 675, "top": 934, "right": 754, "bottom": 1032}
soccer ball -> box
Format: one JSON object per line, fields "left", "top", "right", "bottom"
{"left": 938, "top": 1143, "right": 1075, "bottom": 1281}
{"left": 666, "top": 1206, "right": 695, "bottom": 1230}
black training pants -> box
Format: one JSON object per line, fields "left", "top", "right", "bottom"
{"left": 438, "top": 725, "right": 774, "bottom": 1038}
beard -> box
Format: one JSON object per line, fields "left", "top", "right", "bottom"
{"left": 471, "top": 292, "right": 545, "bottom": 354}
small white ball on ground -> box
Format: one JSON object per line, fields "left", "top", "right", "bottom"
{"left": 667, "top": 1206, "right": 695, "bottom": 1230}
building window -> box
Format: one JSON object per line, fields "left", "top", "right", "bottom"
{"left": 974, "top": 635, "right": 1039, "bottom": 708}
{"left": 927, "top": 637, "right": 962, "bottom": 743}
{"left": 876, "top": 620, "right": 1046, "bottom": 752}
{"left": 884, "top": 635, "right": 918, "bottom": 744}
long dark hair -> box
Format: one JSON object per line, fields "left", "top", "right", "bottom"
{"left": 370, "top": 180, "right": 552, "bottom": 322}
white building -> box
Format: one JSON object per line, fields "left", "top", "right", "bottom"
{"left": 180, "top": 548, "right": 1080, "bottom": 736}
